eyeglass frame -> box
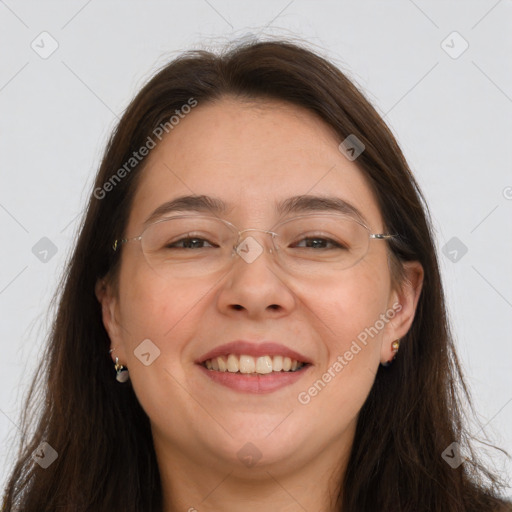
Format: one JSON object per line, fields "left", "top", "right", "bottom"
{"left": 112, "top": 213, "right": 398, "bottom": 269}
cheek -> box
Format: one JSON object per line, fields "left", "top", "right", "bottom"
{"left": 114, "top": 267, "right": 213, "bottom": 421}
{"left": 293, "top": 267, "right": 391, "bottom": 448}
{"left": 310, "top": 264, "right": 389, "bottom": 392}
{"left": 316, "top": 265, "right": 389, "bottom": 343}
{"left": 115, "top": 262, "right": 210, "bottom": 360}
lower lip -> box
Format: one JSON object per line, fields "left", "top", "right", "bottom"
{"left": 196, "top": 363, "right": 311, "bottom": 393}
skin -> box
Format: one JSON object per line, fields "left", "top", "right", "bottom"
{"left": 96, "top": 97, "right": 423, "bottom": 512}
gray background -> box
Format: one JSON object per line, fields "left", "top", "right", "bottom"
{"left": 1, "top": 0, "right": 511, "bottom": 496}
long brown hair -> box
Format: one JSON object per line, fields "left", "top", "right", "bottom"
{"left": 2, "top": 39, "right": 511, "bottom": 512}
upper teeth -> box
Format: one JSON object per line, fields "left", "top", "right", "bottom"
{"left": 203, "top": 354, "right": 305, "bottom": 374}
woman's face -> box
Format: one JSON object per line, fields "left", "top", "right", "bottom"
{"left": 98, "top": 97, "right": 422, "bottom": 478}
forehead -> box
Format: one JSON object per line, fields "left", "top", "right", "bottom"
{"left": 127, "top": 97, "right": 384, "bottom": 232}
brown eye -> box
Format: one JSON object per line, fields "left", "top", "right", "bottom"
{"left": 292, "top": 237, "right": 346, "bottom": 250}
{"left": 166, "top": 237, "right": 216, "bottom": 249}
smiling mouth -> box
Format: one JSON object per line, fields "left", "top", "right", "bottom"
{"left": 201, "top": 354, "right": 309, "bottom": 374}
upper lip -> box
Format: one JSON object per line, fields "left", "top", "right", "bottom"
{"left": 195, "top": 340, "right": 312, "bottom": 365}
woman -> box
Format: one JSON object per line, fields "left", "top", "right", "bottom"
{"left": 2, "top": 39, "right": 510, "bottom": 511}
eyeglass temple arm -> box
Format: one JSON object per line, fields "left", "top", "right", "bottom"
{"left": 370, "top": 233, "right": 396, "bottom": 239}
{"left": 112, "top": 235, "right": 142, "bottom": 252}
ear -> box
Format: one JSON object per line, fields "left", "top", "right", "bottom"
{"left": 95, "top": 277, "right": 126, "bottom": 362}
{"left": 381, "top": 261, "right": 424, "bottom": 364}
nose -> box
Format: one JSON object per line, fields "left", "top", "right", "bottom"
{"left": 217, "top": 229, "right": 296, "bottom": 318}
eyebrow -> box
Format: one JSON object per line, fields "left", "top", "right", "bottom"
{"left": 143, "top": 194, "right": 367, "bottom": 227}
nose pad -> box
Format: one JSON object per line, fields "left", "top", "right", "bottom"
{"left": 233, "top": 229, "right": 278, "bottom": 265}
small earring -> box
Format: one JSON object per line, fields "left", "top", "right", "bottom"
{"left": 114, "top": 357, "right": 130, "bottom": 382}
{"left": 110, "top": 347, "right": 130, "bottom": 383}
{"left": 381, "top": 339, "right": 400, "bottom": 367}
